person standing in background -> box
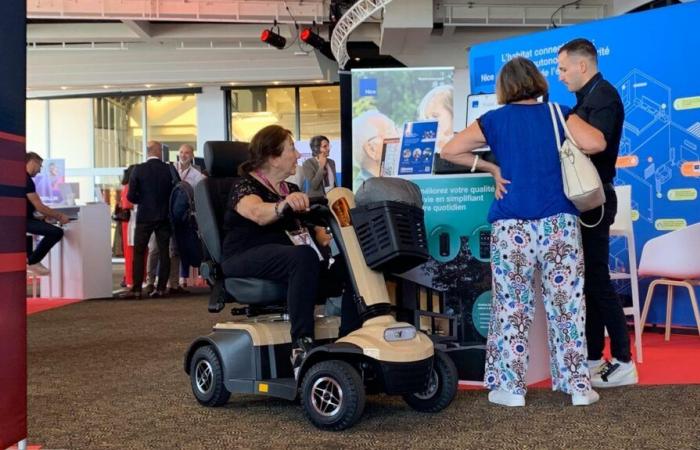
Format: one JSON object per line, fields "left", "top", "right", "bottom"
{"left": 302, "top": 135, "right": 337, "bottom": 198}
{"left": 119, "top": 141, "right": 176, "bottom": 299}
{"left": 558, "top": 38, "right": 637, "bottom": 388}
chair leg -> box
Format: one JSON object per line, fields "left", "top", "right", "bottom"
{"left": 640, "top": 279, "right": 658, "bottom": 333}
{"left": 665, "top": 284, "right": 674, "bottom": 342}
{"left": 684, "top": 282, "right": 700, "bottom": 338}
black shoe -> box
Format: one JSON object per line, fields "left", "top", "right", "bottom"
{"left": 168, "top": 285, "right": 190, "bottom": 296}
{"left": 291, "top": 337, "right": 315, "bottom": 380}
{"left": 116, "top": 290, "right": 142, "bottom": 300}
{"left": 149, "top": 289, "right": 165, "bottom": 298}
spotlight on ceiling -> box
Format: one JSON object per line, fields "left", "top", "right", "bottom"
{"left": 300, "top": 27, "right": 335, "bottom": 60}
{"left": 261, "top": 28, "right": 286, "bottom": 50}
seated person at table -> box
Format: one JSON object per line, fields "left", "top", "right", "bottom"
{"left": 221, "top": 125, "right": 360, "bottom": 375}
{"left": 25, "top": 152, "right": 70, "bottom": 275}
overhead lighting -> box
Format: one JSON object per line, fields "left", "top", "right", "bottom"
{"left": 60, "top": 86, "right": 68, "bottom": 90}
{"left": 300, "top": 28, "right": 335, "bottom": 60}
{"left": 272, "top": 81, "right": 281, "bottom": 85}
{"left": 260, "top": 28, "right": 286, "bottom": 50}
{"left": 144, "top": 84, "right": 153, "bottom": 88}
{"left": 102, "top": 85, "right": 110, "bottom": 89}
{"left": 187, "top": 83, "right": 195, "bottom": 87}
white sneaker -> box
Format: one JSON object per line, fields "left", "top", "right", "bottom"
{"left": 488, "top": 389, "right": 525, "bottom": 407}
{"left": 27, "top": 262, "right": 50, "bottom": 276}
{"left": 587, "top": 358, "right": 605, "bottom": 374}
{"left": 572, "top": 389, "right": 600, "bottom": 406}
{"left": 591, "top": 358, "right": 638, "bottom": 388}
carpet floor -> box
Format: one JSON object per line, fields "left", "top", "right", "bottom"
{"left": 27, "top": 296, "right": 700, "bottom": 449}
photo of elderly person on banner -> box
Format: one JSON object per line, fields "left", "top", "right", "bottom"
{"left": 442, "top": 56, "right": 607, "bottom": 407}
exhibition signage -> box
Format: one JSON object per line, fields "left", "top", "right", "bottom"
{"left": 469, "top": 1, "right": 700, "bottom": 326}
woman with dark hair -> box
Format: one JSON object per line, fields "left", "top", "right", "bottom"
{"left": 221, "top": 125, "right": 359, "bottom": 375}
{"left": 442, "top": 57, "right": 606, "bottom": 407}
{"left": 302, "top": 135, "right": 337, "bottom": 197}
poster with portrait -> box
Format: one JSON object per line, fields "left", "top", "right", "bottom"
{"left": 351, "top": 67, "right": 454, "bottom": 190}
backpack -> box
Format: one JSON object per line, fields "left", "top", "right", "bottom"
{"left": 169, "top": 180, "right": 196, "bottom": 227}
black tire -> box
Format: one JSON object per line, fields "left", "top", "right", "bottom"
{"left": 402, "top": 350, "right": 458, "bottom": 413}
{"left": 190, "top": 345, "right": 231, "bottom": 407}
{"left": 301, "top": 360, "right": 366, "bottom": 431}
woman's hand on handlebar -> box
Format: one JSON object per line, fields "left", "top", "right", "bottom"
{"left": 283, "top": 192, "right": 310, "bottom": 212}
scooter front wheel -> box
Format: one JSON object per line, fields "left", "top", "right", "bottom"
{"left": 190, "top": 345, "right": 231, "bottom": 407}
{"left": 301, "top": 360, "right": 365, "bottom": 431}
{"left": 402, "top": 350, "right": 458, "bottom": 413}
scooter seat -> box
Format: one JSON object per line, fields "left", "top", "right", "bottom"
{"left": 225, "top": 277, "right": 287, "bottom": 305}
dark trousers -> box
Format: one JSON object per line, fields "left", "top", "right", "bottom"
{"left": 132, "top": 221, "right": 171, "bottom": 292}
{"left": 27, "top": 218, "right": 64, "bottom": 265}
{"left": 222, "top": 244, "right": 361, "bottom": 342}
{"left": 581, "top": 187, "right": 632, "bottom": 362}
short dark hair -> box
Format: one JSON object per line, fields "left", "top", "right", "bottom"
{"left": 239, "top": 125, "right": 293, "bottom": 175}
{"left": 309, "top": 135, "right": 329, "bottom": 157}
{"left": 26, "top": 152, "right": 43, "bottom": 164}
{"left": 496, "top": 57, "right": 548, "bottom": 104}
{"left": 558, "top": 38, "right": 598, "bottom": 65}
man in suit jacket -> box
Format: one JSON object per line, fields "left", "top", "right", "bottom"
{"left": 119, "top": 141, "right": 178, "bottom": 299}
{"left": 302, "top": 135, "right": 337, "bottom": 197}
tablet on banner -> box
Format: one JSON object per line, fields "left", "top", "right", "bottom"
{"left": 397, "top": 120, "right": 438, "bottom": 176}
{"left": 379, "top": 137, "right": 401, "bottom": 177}
{"left": 466, "top": 93, "right": 500, "bottom": 153}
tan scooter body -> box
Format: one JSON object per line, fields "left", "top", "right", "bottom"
{"left": 187, "top": 186, "right": 456, "bottom": 431}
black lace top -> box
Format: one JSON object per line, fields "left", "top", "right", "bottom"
{"left": 222, "top": 174, "right": 301, "bottom": 258}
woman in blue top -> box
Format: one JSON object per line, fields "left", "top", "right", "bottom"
{"left": 442, "top": 57, "right": 606, "bottom": 407}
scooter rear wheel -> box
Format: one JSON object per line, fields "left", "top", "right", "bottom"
{"left": 190, "top": 345, "right": 231, "bottom": 407}
{"left": 402, "top": 350, "right": 458, "bottom": 413}
{"left": 301, "top": 360, "right": 365, "bottom": 431}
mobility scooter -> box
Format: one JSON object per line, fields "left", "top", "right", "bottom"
{"left": 184, "top": 142, "right": 457, "bottom": 431}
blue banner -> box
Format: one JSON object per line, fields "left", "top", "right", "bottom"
{"left": 469, "top": 2, "right": 700, "bottom": 326}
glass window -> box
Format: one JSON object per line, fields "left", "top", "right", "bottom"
{"left": 94, "top": 96, "right": 144, "bottom": 168}
{"left": 230, "top": 87, "right": 297, "bottom": 142}
{"left": 299, "top": 85, "right": 340, "bottom": 141}
{"left": 26, "top": 99, "right": 49, "bottom": 157}
{"left": 146, "top": 94, "right": 197, "bottom": 162}
{"left": 49, "top": 98, "right": 93, "bottom": 168}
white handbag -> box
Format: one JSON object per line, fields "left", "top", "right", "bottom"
{"left": 548, "top": 102, "right": 605, "bottom": 227}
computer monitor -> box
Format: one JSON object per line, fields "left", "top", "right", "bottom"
{"left": 59, "top": 182, "right": 80, "bottom": 206}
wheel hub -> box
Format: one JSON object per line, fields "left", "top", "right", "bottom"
{"left": 195, "top": 360, "right": 214, "bottom": 395}
{"left": 414, "top": 368, "right": 438, "bottom": 400}
{"left": 310, "top": 376, "right": 343, "bottom": 417}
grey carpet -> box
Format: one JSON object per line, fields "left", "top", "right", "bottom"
{"left": 27, "top": 296, "right": 700, "bottom": 449}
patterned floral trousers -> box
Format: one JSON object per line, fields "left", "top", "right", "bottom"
{"left": 484, "top": 213, "right": 592, "bottom": 396}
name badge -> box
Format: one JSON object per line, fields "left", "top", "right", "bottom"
{"left": 285, "top": 229, "right": 324, "bottom": 261}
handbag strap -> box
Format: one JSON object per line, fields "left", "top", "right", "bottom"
{"left": 553, "top": 103, "right": 581, "bottom": 147}
{"left": 548, "top": 102, "right": 562, "bottom": 152}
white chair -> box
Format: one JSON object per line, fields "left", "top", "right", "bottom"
{"left": 609, "top": 185, "right": 643, "bottom": 362}
{"left": 638, "top": 222, "right": 700, "bottom": 341}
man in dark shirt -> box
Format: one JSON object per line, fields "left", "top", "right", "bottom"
{"left": 558, "top": 38, "right": 637, "bottom": 388}
{"left": 118, "top": 141, "right": 177, "bottom": 299}
{"left": 25, "top": 152, "right": 69, "bottom": 275}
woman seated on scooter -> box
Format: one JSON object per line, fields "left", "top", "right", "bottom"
{"left": 221, "top": 124, "right": 361, "bottom": 374}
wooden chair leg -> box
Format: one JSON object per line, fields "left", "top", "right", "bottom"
{"left": 684, "top": 282, "right": 700, "bottom": 338}
{"left": 665, "top": 283, "right": 674, "bottom": 341}
{"left": 640, "top": 279, "right": 659, "bottom": 332}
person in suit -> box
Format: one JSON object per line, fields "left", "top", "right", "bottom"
{"left": 301, "top": 135, "right": 337, "bottom": 197}
{"left": 119, "top": 141, "right": 178, "bottom": 299}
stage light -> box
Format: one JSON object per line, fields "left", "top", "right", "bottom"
{"left": 300, "top": 27, "right": 334, "bottom": 60}
{"left": 261, "top": 29, "right": 286, "bottom": 49}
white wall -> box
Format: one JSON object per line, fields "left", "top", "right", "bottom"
{"left": 196, "top": 86, "right": 228, "bottom": 155}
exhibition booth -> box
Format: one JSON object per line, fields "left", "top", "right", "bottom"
{"left": 2, "top": 0, "right": 700, "bottom": 447}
